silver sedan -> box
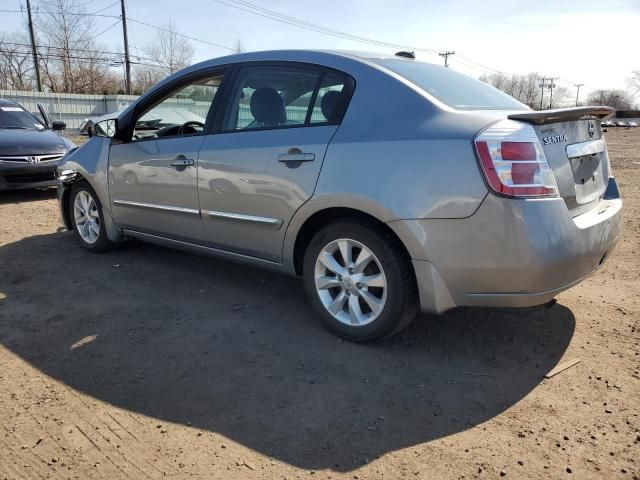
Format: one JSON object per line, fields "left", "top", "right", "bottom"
{"left": 56, "top": 50, "right": 623, "bottom": 341}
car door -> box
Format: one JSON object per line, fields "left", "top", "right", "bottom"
{"left": 198, "top": 64, "right": 353, "bottom": 262}
{"left": 109, "top": 70, "right": 227, "bottom": 241}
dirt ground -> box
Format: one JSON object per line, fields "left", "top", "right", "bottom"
{"left": 0, "top": 129, "right": 638, "bottom": 480}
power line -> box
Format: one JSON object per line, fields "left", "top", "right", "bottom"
{"left": 0, "top": 47, "right": 117, "bottom": 63}
{"left": 74, "top": 0, "right": 106, "bottom": 8}
{"left": 94, "top": 18, "right": 121, "bottom": 39}
{"left": 209, "top": 0, "right": 441, "bottom": 53}
{"left": 92, "top": 0, "right": 120, "bottom": 15}
{"left": 0, "top": 42, "right": 161, "bottom": 68}
{"left": 3, "top": 41, "right": 145, "bottom": 60}
{"left": 1, "top": 7, "right": 233, "bottom": 52}
{"left": 0, "top": 7, "right": 118, "bottom": 18}
{"left": 126, "top": 17, "right": 234, "bottom": 51}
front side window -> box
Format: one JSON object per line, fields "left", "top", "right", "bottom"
{"left": 223, "top": 65, "right": 349, "bottom": 131}
{"left": 133, "top": 73, "right": 225, "bottom": 141}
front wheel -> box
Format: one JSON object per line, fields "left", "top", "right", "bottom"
{"left": 69, "top": 182, "right": 114, "bottom": 253}
{"left": 303, "top": 219, "right": 419, "bottom": 342}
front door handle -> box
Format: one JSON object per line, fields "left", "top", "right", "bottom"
{"left": 278, "top": 148, "right": 315, "bottom": 163}
{"left": 170, "top": 155, "right": 195, "bottom": 167}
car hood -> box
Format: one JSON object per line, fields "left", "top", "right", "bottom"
{"left": 0, "top": 128, "right": 69, "bottom": 156}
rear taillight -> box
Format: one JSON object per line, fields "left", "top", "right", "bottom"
{"left": 474, "top": 120, "right": 558, "bottom": 198}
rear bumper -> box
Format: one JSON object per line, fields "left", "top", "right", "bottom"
{"left": 0, "top": 163, "right": 57, "bottom": 190}
{"left": 390, "top": 178, "right": 623, "bottom": 313}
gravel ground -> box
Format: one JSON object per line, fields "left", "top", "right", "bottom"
{"left": 0, "top": 128, "right": 638, "bottom": 479}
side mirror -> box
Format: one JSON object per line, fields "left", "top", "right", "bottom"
{"left": 94, "top": 119, "right": 117, "bottom": 138}
{"left": 52, "top": 121, "right": 66, "bottom": 131}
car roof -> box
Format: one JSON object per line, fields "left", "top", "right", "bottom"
{"left": 142, "top": 49, "right": 414, "bottom": 103}
{"left": 191, "top": 49, "right": 402, "bottom": 68}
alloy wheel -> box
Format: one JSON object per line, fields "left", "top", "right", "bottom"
{"left": 314, "top": 238, "right": 387, "bottom": 327}
{"left": 73, "top": 190, "right": 100, "bottom": 244}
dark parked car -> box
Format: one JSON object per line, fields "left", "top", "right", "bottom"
{"left": 0, "top": 99, "right": 75, "bottom": 190}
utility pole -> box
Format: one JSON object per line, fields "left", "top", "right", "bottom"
{"left": 120, "top": 0, "right": 132, "bottom": 94}
{"left": 574, "top": 83, "right": 584, "bottom": 107}
{"left": 438, "top": 51, "right": 455, "bottom": 68}
{"left": 538, "top": 76, "right": 546, "bottom": 110}
{"left": 547, "top": 77, "right": 557, "bottom": 109}
{"left": 26, "top": 0, "right": 43, "bottom": 92}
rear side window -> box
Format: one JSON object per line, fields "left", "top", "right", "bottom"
{"left": 374, "top": 59, "right": 527, "bottom": 111}
{"left": 309, "top": 74, "right": 347, "bottom": 124}
{"left": 222, "top": 65, "right": 350, "bottom": 131}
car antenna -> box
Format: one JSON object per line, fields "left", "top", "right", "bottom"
{"left": 395, "top": 51, "right": 415, "bottom": 59}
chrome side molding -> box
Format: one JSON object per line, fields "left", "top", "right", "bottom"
{"left": 112, "top": 199, "right": 201, "bottom": 215}
{"left": 205, "top": 210, "right": 283, "bottom": 229}
{"left": 112, "top": 199, "right": 283, "bottom": 228}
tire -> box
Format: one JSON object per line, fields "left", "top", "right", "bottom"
{"left": 68, "top": 181, "right": 114, "bottom": 253}
{"left": 303, "top": 218, "right": 419, "bottom": 342}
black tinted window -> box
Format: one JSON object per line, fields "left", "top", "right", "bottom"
{"left": 374, "top": 59, "right": 527, "bottom": 111}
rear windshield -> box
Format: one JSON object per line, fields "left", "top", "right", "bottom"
{"left": 373, "top": 59, "right": 527, "bottom": 111}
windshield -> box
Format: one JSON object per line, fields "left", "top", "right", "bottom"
{"left": 373, "top": 59, "right": 528, "bottom": 111}
{"left": 0, "top": 105, "right": 45, "bottom": 130}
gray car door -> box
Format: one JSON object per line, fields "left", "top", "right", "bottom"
{"left": 197, "top": 64, "right": 352, "bottom": 262}
{"left": 109, "top": 72, "right": 226, "bottom": 241}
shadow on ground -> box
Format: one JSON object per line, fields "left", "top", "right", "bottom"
{"left": 0, "top": 188, "right": 56, "bottom": 204}
{"left": 0, "top": 231, "right": 575, "bottom": 471}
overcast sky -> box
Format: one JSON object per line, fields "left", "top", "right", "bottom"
{"left": 3, "top": 0, "right": 639, "bottom": 101}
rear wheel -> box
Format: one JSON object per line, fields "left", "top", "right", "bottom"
{"left": 303, "top": 219, "right": 419, "bottom": 342}
{"left": 69, "top": 182, "right": 114, "bottom": 253}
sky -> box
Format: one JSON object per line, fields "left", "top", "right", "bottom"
{"left": 2, "top": 0, "right": 639, "bottom": 103}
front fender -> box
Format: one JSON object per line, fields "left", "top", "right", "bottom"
{"left": 56, "top": 137, "right": 124, "bottom": 243}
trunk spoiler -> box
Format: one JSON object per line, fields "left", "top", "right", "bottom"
{"left": 508, "top": 106, "right": 614, "bottom": 125}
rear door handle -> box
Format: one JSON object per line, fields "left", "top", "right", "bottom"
{"left": 170, "top": 155, "right": 195, "bottom": 167}
{"left": 278, "top": 149, "right": 315, "bottom": 163}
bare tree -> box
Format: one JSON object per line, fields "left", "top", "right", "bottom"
{"left": 480, "top": 73, "right": 571, "bottom": 109}
{"left": 546, "top": 85, "right": 570, "bottom": 109}
{"left": 0, "top": 32, "right": 35, "bottom": 90}
{"left": 480, "top": 73, "right": 542, "bottom": 109}
{"left": 35, "top": 0, "right": 121, "bottom": 93}
{"left": 587, "top": 89, "right": 634, "bottom": 110}
{"left": 145, "top": 20, "right": 194, "bottom": 76}
{"left": 131, "top": 65, "right": 165, "bottom": 95}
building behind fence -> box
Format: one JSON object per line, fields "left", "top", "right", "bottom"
{"left": 0, "top": 89, "right": 139, "bottom": 132}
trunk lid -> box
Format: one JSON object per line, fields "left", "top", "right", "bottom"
{"left": 508, "top": 106, "right": 614, "bottom": 216}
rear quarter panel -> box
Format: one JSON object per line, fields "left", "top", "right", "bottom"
{"left": 283, "top": 58, "right": 499, "bottom": 268}
{"left": 311, "top": 62, "right": 493, "bottom": 221}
